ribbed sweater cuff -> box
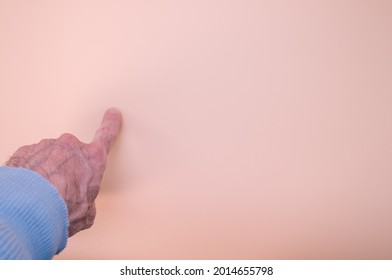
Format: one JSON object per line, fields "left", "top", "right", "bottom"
{"left": 0, "top": 166, "right": 68, "bottom": 259}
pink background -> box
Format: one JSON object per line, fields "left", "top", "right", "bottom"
{"left": 1, "top": 1, "right": 392, "bottom": 259}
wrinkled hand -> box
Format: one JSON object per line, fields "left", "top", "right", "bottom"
{"left": 6, "top": 108, "right": 122, "bottom": 237}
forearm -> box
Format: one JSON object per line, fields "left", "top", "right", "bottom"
{"left": 0, "top": 166, "right": 68, "bottom": 259}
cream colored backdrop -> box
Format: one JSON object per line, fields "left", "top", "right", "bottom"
{"left": 1, "top": 1, "right": 392, "bottom": 259}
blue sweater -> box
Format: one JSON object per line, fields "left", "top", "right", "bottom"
{"left": 0, "top": 166, "right": 68, "bottom": 259}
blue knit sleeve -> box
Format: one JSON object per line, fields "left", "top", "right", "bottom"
{"left": 0, "top": 166, "right": 68, "bottom": 259}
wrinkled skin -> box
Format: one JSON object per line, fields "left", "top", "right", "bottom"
{"left": 6, "top": 108, "right": 122, "bottom": 237}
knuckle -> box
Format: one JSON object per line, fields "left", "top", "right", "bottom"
{"left": 58, "top": 133, "right": 80, "bottom": 146}
{"left": 88, "top": 144, "right": 107, "bottom": 167}
{"left": 85, "top": 206, "right": 96, "bottom": 229}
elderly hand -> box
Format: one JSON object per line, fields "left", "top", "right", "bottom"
{"left": 6, "top": 108, "right": 122, "bottom": 237}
